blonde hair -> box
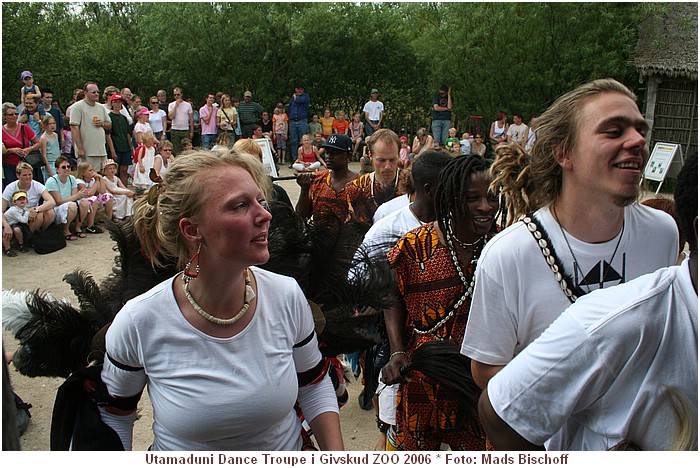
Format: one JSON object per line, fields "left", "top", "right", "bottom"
{"left": 160, "top": 140, "right": 173, "bottom": 151}
{"left": 141, "top": 132, "right": 156, "bottom": 145}
{"left": 15, "top": 161, "right": 33, "bottom": 176}
{"left": 41, "top": 114, "right": 56, "bottom": 130}
{"left": 75, "top": 161, "right": 93, "bottom": 181}
{"left": 529, "top": 78, "right": 636, "bottom": 208}
{"left": 489, "top": 142, "right": 533, "bottom": 226}
{"left": 134, "top": 150, "right": 272, "bottom": 270}
{"left": 233, "top": 139, "right": 263, "bottom": 162}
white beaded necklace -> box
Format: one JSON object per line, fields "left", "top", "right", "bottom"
{"left": 182, "top": 269, "right": 256, "bottom": 325}
{"left": 413, "top": 221, "right": 481, "bottom": 336}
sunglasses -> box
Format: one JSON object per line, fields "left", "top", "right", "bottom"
{"left": 5, "top": 112, "right": 17, "bottom": 116}
{"left": 161, "top": 148, "right": 172, "bottom": 152}
{"left": 150, "top": 101, "right": 158, "bottom": 104}
{"left": 59, "top": 165, "right": 71, "bottom": 169}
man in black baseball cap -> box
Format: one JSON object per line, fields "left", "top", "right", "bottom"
{"left": 296, "top": 134, "right": 358, "bottom": 222}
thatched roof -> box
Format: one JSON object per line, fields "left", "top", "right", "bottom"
{"left": 635, "top": 3, "right": 698, "bottom": 80}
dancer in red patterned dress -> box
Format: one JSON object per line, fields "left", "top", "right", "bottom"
{"left": 382, "top": 155, "right": 499, "bottom": 450}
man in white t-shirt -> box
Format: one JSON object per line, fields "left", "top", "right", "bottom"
{"left": 168, "top": 87, "right": 194, "bottom": 155}
{"left": 363, "top": 88, "right": 384, "bottom": 137}
{"left": 479, "top": 154, "right": 697, "bottom": 451}
{"left": 70, "top": 82, "right": 112, "bottom": 171}
{"left": 505, "top": 113, "right": 528, "bottom": 148}
{"left": 462, "top": 79, "right": 679, "bottom": 402}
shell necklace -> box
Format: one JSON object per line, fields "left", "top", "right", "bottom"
{"left": 182, "top": 269, "right": 256, "bottom": 325}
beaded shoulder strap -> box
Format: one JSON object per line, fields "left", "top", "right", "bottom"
{"left": 521, "top": 213, "right": 585, "bottom": 304}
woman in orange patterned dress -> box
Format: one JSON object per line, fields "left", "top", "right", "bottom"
{"left": 382, "top": 155, "right": 499, "bottom": 450}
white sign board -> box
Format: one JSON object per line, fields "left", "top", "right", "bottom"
{"left": 255, "top": 138, "right": 279, "bottom": 179}
{"left": 643, "top": 142, "right": 683, "bottom": 194}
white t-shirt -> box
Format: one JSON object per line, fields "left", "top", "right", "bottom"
{"left": 506, "top": 123, "right": 528, "bottom": 144}
{"left": 488, "top": 259, "right": 697, "bottom": 450}
{"left": 373, "top": 193, "right": 411, "bottom": 224}
{"left": 362, "top": 100, "right": 384, "bottom": 121}
{"left": 148, "top": 109, "right": 167, "bottom": 133}
{"left": 102, "top": 267, "right": 338, "bottom": 451}
{"left": 462, "top": 204, "right": 679, "bottom": 365}
{"left": 2, "top": 180, "right": 47, "bottom": 208}
{"left": 168, "top": 101, "right": 193, "bottom": 131}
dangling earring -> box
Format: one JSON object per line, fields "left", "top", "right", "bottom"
{"left": 183, "top": 243, "right": 201, "bottom": 283}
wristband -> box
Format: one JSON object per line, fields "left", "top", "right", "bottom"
{"left": 389, "top": 351, "right": 407, "bottom": 360}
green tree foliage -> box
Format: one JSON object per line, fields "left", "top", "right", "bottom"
{"left": 2, "top": 2, "right": 669, "bottom": 132}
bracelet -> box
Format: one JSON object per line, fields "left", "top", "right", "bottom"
{"left": 389, "top": 351, "right": 407, "bottom": 360}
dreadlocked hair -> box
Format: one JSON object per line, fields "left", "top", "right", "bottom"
{"left": 133, "top": 149, "right": 272, "bottom": 270}
{"left": 490, "top": 142, "right": 534, "bottom": 227}
{"left": 435, "top": 155, "right": 494, "bottom": 237}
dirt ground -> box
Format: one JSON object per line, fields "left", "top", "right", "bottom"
{"left": 1, "top": 162, "right": 382, "bottom": 451}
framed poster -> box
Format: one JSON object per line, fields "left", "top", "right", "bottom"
{"left": 643, "top": 143, "right": 683, "bottom": 194}
{"left": 254, "top": 138, "right": 279, "bottom": 179}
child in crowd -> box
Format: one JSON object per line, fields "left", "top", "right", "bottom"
{"left": 101, "top": 159, "right": 134, "bottom": 223}
{"left": 106, "top": 94, "right": 134, "bottom": 188}
{"left": 308, "top": 114, "right": 322, "bottom": 138}
{"left": 40, "top": 115, "right": 60, "bottom": 181}
{"left": 445, "top": 127, "right": 460, "bottom": 148}
{"left": 312, "top": 132, "right": 326, "bottom": 159}
{"left": 273, "top": 104, "right": 288, "bottom": 164}
{"left": 133, "top": 107, "right": 153, "bottom": 145}
{"left": 398, "top": 135, "right": 410, "bottom": 169}
{"left": 75, "top": 161, "right": 112, "bottom": 234}
{"left": 180, "top": 138, "right": 193, "bottom": 152}
{"left": 332, "top": 110, "right": 350, "bottom": 136}
{"left": 61, "top": 122, "right": 73, "bottom": 162}
{"left": 132, "top": 132, "right": 157, "bottom": 195}
{"left": 349, "top": 113, "right": 364, "bottom": 161}
{"left": 292, "top": 134, "right": 326, "bottom": 172}
{"left": 459, "top": 132, "right": 472, "bottom": 155}
{"left": 3, "top": 191, "right": 31, "bottom": 256}
{"left": 359, "top": 136, "right": 373, "bottom": 175}
{"left": 450, "top": 140, "right": 461, "bottom": 156}
{"left": 211, "top": 132, "right": 232, "bottom": 154}
{"left": 20, "top": 70, "right": 41, "bottom": 104}
{"left": 320, "top": 108, "right": 335, "bottom": 138}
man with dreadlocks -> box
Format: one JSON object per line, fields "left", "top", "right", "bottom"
{"left": 344, "top": 129, "right": 404, "bottom": 228}
{"left": 382, "top": 155, "right": 498, "bottom": 450}
{"left": 462, "top": 79, "right": 679, "bottom": 416}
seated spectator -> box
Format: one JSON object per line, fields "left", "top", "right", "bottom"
{"left": 359, "top": 136, "right": 373, "bottom": 175}
{"left": 332, "top": 111, "right": 350, "bottom": 136}
{"left": 101, "top": 159, "right": 134, "bottom": 222}
{"left": 180, "top": 138, "right": 193, "bottom": 153}
{"left": 75, "top": 161, "right": 111, "bottom": 234}
{"left": 293, "top": 134, "right": 326, "bottom": 172}
{"left": 45, "top": 156, "right": 89, "bottom": 240}
{"left": 470, "top": 133, "right": 486, "bottom": 157}
{"left": 211, "top": 132, "right": 232, "bottom": 154}
{"left": 398, "top": 136, "right": 410, "bottom": 169}
{"left": 320, "top": 108, "right": 335, "bottom": 138}
{"left": 154, "top": 140, "right": 174, "bottom": 177}
{"left": 312, "top": 132, "right": 327, "bottom": 158}
{"left": 410, "top": 128, "right": 433, "bottom": 160}
{"left": 349, "top": 112, "right": 364, "bottom": 161}
{"left": 444, "top": 127, "right": 460, "bottom": 149}
{"left": 308, "top": 114, "right": 322, "bottom": 139}
{"left": 2, "top": 162, "right": 55, "bottom": 235}
{"left": 459, "top": 133, "right": 472, "bottom": 155}
{"left": 257, "top": 110, "right": 273, "bottom": 138}
{"left": 2, "top": 190, "right": 31, "bottom": 256}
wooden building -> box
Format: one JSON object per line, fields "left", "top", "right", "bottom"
{"left": 634, "top": 3, "right": 698, "bottom": 159}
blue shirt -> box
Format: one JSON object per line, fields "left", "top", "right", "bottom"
{"left": 288, "top": 93, "right": 310, "bottom": 121}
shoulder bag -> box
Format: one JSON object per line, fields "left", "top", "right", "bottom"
{"left": 20, "top": 124, "right": 45, "bottom": 168}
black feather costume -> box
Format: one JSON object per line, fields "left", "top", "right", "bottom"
{"left": 3, "top": 201, "right": 396, "bottom": 378}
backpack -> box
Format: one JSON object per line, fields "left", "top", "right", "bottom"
{"left": 32, "top": 223, "right": 67, "bottom": 254}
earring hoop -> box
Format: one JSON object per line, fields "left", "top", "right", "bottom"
{"left": 183, "top": 242, "right": 201, "bottom": 283}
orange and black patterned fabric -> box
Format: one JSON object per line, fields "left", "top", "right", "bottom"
{"left": 345, "top": 172, "right": 402, "bottom": 227}
{"left": 308, "top": 170, "right": 353, "bottom": 223}
{"left": 387, "top": 223, "right": 486, "bottom": 451}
